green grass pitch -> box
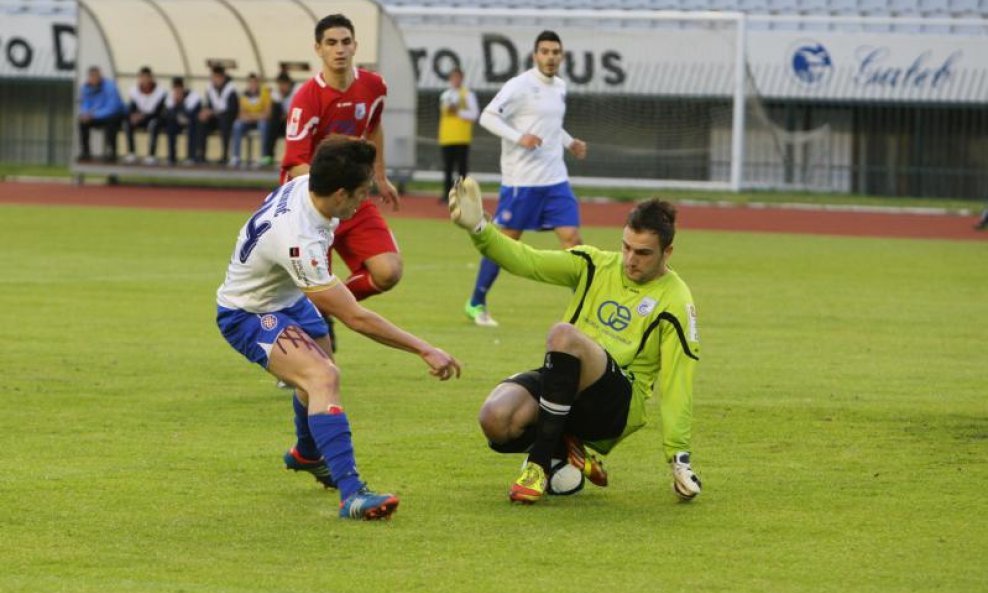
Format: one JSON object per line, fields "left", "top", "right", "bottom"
{"left": 0, "top": 203, "right": 984, "bottom": 593}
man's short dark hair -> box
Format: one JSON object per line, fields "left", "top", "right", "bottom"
{"left": 309, "top": 137, "right": 376, "bottom": 197}
{"left": 534, "top": 30, "right": 562, "bottom": 50}
{"left": 139, "top": 66, "right": 152, "bottom": 76}
{"left": 171, "top": 76, "right": 185, "bottom": 88}
{"left": 627, "top": 199, "right": 677, "bottom": 250}
{"left": 211, "top": 64, "right": 226, "bottom": 76}
{"left": 276, "top": 71, "right": 292, "bottom": 84}
{"left": 315, "top": 13, "right": 355, "bottom": 42}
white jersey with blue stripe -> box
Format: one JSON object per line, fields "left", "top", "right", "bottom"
{"left": 481, "top": 68, "right": 570, "bottom": 188}
{"left": 216, "top": 176, "right": 339, "bottom": 313}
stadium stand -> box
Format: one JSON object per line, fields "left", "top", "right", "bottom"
{"left": 375, "top": 0, "right": 987, "bottom": 17}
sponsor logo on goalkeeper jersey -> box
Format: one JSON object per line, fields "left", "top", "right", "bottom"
{"left": 598, "top": 301, "right": 631, "bottom": 331}
{"left": 636, "top": 297, "right": 657, "bottom": 316}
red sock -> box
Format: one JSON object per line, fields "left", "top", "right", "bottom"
{"left": 344, "top": 270, "right": 381, "bottom": 301}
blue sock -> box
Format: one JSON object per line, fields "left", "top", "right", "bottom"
{"left": 470, "top": 257, "right": 501, "bottom": 307}
{"left": 308, "top": 412, "right": 364, "bottom": 500}
{"left": 292, "top": 393, "right": 321, "bottom": 460}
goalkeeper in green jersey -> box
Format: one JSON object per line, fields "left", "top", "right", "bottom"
{"left": 449, "top": 177, "right": 702, "bottom": 504}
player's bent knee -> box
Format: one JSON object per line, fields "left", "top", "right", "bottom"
{"left": 293, "top": 361, "right": 340, "bottom": 398}
{"left": 477, "top": 402, "right": 513, "bottom": 441}
{"left": 545, "top": 322, "right": 581, "bottom": 351}
{"left": 367, "top": 254, "right": 403, "bottom": 292}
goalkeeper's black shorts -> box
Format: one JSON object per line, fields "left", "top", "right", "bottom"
{"left": 501, "top": 350, "right": 631, "bottom": 442}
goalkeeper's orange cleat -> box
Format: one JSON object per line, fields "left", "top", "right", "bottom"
{"left": 509, "top": 462, "right": 547, "bottom": 504}
{"left": 564, "top": 435, "right": 608, "bottom": 487}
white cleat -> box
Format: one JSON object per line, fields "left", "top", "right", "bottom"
{"left": 464, "top": 302, "right": 499, "bottom": 327}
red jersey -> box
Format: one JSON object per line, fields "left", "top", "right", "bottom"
{"left": 280, "top": 67, "right": 387, "bottom": 182}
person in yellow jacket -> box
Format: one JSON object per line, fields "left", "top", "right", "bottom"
{"left": 230, "top": 72, "right": 272, "bottom": 167}
{"left": 438, "top": 68, "right": 479, "bottom": 203}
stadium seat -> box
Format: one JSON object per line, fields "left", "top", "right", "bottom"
{"left": 797, "top": 0, "right": 832, "bottom": 13}
{"left": 827, "top": 0, "right": 861, "bottom": 13}
{"left": 919, "top": 0, "right": 951, "bottom": 14}
{"left": 889, "top": 0, "right": 921, "bottom": 12}
{"left": 739, "top": 0, "right": 771, "bottom": 12}
{"left": 858, "top": 0, "right": 894, "bottom": 14}
{"left": 765, "top": 0, "right": 797, "bottom": 12}
{"left": 948, "top": 0, "right": 982, "bottom": 13}
{"left": 680, "top": 0, "right": 714, "bottom": 10}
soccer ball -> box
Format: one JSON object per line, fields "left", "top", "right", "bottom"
{"left": 547, "top": 458, "right": 585, "bottom": 496}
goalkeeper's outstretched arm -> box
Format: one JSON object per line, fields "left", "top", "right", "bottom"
{"left": 448, "top": 177, "right": 581, "bottom": 287}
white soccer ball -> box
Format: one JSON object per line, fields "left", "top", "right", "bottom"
{"left": 548, "top": 458, "right": 585, "bottom": 496}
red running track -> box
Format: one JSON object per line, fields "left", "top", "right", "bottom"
{"left": 0, "top": 181, "right": 984, "bottom": 242}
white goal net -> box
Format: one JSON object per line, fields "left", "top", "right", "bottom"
{"left": 392, "top": 8, "right": 851, "bottom": 192}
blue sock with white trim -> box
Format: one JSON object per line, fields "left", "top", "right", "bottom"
{"left": 308, "top": 411, "right": 364, "bottom": 500}
{"left": 292, "top": 393, "right": 321, "bottom": 460}
{"left": 470, "top": 257, "right": 501, "bottom": 307}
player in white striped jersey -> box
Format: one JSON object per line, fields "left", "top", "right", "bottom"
{"left": 464, "top": 30, "right": 588, "bottom": 328}
{"left": 216, "top": 137, "right": 460, "bottom": 520}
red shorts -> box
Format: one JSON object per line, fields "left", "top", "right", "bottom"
{"left": 330, "top": 200, "right": 398, "bottom": 273}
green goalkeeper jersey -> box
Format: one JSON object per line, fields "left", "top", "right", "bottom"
{"left": 471, "top": 224, "right": 700, "bottom": 460}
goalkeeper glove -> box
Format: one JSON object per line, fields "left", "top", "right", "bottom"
{"left": 448, "top": 176, "right": 487, "bottom": 233}
{"left": 671, "top": 452, "right": 702, "bottom": 501}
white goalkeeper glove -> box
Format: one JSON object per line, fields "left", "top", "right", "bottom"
{"left": 448, "top": 176, "right": 487, "bottom": 233}
{"left": 671, "top": 452, "right": 702, "bottom": 501}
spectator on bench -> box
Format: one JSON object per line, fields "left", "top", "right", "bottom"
{"left": 260, "top": 71, "right": 297, "bottom": 167}
{"left": 123, "top": 66, "right": 168, "bottom": 165}
{"left": 195, "top": 65, "right": 238, "bottom": 164}
{"left": 164, "top": 77, "right": 202, "bottom": 166}
{"left": 229, "top": 72, "right": 272, "bottom": 168}
{"left": 77, "top": 65, "right": 126, "bottom": 162}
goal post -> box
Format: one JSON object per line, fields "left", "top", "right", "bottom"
{"left": 389, "top": 7, "right": 752, "bottom": 192}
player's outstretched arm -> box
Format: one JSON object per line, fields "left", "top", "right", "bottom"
{"left": 449, "top": 177, "right": 583, "bottom": 288}
{"left": 306, "top": 283, "right": 460, "bottom": 381}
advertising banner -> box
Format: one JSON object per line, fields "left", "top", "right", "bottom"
{"left": 0, "top": 3, "right": 77, "bottom": 79}
{"left": 401, "top": 22, "right": 988, "bottom": 103}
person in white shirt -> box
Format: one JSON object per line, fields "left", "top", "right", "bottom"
{"left": 195, "top": 65, "right": 238, "bottom": 164}
{"left": 216, "top": 137, "right": 460, "bottom": 520}
{"left": 463, "top": 30, "right": 587, "bottom": 328}
{"left": 163, "top": 77, "right": 201, "bottom": 165}
{"left": 123, "top": 66, "right": 168, "bottom": 165}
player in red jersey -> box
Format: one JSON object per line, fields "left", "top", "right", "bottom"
{"left": 281, "top": 14, "right": 402, "bottom": 332}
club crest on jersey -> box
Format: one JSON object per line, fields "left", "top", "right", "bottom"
{"left": 260, "top": 314, "right": 278, "bottom": 331}
{"left": 289, "top": 246, "right": 300, "bottom": 258}
{"left": 636, "top": 297, "right": 657, "bottom": 316}
{"left": 355, "top": 102, "right": 366, "bottom": 120}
